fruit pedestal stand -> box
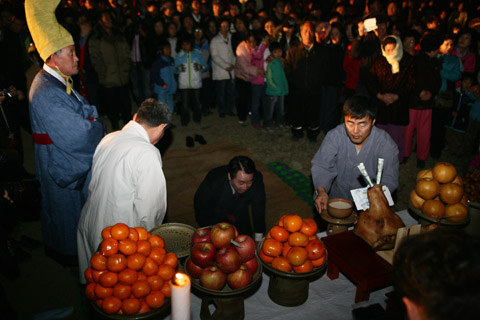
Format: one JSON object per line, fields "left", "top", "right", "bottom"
{"left": 257, "top": 240, "right": 328, "bottom": 307}
{"left": 408, "top": 200, "right": 470, "bottom": 229}
{"left": 320, "top": 209, "right": 356, "bottom": 235}
{"left": 90, "top": 299, "right": 171, "bottom": 320}
{"left": 183, "top": 258, "right": 263, "bottom": 320}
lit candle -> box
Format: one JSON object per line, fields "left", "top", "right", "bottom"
{"left": 170, "top": 272, "right": 191, "bottom": 320}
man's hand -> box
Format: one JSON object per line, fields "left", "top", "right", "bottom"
{"left": 314, "top": 187, "right": 328, "bottom": 213}
{"left": 226, "top": 65, "right": 235, "bottom": 72}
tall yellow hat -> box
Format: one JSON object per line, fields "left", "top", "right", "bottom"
{"left": 25, "top": 0, "right": 74, "bottom": 61}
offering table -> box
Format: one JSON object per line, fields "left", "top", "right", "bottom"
{"left": 321, "top": 231, "right": 392, "bottom": 302}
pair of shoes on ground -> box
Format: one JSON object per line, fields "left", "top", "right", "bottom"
{"left": 186, "top": 134, "right": 207, "bottom": 147}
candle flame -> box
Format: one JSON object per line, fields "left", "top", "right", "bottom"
{"left": 173, "top": 272, "right": 190, "bottom": 286}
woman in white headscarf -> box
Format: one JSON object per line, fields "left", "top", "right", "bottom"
{"left": 368, "top": 35, "right": 415, "bottom": 163}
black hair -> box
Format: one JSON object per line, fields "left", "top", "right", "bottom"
{"left": 424, "top": 13, "right": 439, "bottom": 25}
{"left": 159, "top": 40, "right": 171, "bottom": 50}
{"left": 462, "top": 72, "right": 476, "bottom": 84}
{"left": 403, "top": 29, "right": 420, "bottom": 44}
{"left": 234, "top": 15, "right": 249, "bottom": 30}
{"left": 218, "top": 18, "right": 230, "bottom": 27}
{"left": 269, "top": 41, "right": 283, "bottom": 52}
{"left": 136, "top": 98, "right": 172, "bottom": 127}
{"left": 381, "top": 36, "right": 397, "bottom": 50}
{"left": 420, "top": 32, "right": 442, "bottom": 53}
{"left": 392, "top": 230, "right": 480, "bottom": 320}
{"left": 443, "top": 32, "right": 456, "bottom": 42}
{"left": 343, "top": 95, "right": 377, "bottom": 120}
{"left": 253, "top": 29, "right": 268, "bottom": 44}
{"left": 180, "top": 34, "right": 194, "bottom": 47}
{"left": 228, "top": 156, "right": 256, "bottom": 179}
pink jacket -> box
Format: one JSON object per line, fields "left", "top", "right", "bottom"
{"left": 451, "top": 47, "right": 476, "bottom": 88}
{"left": 251, "top": 43, "right": 267, "bottom": 85}
{"left": 451, "top": 47, "right": 476, "bottom": 74}
{"left": 235, "top": 41, "right": 258, "bottom": 82}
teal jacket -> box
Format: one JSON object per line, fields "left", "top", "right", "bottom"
{"left": 265, "top": 58, "right": 289, "bottom": 96}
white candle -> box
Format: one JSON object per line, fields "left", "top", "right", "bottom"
{"left": 170, "top": 272, "right": 191, "bottom": 320}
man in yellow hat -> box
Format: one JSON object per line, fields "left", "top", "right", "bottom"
{"left": 25, "top": 0, "right": 104, "bottom": 266}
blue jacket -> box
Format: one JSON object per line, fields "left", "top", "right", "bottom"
{"left": 438, "top": 54, "right": 463, "bottom": 92}
{"left": 175, "top": 49, "right": 207, "bottom": 89}
{"left": 152, "top": 55, "right": 177, "bottom": 95}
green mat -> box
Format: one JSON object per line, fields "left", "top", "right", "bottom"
{"left": 267, "top": 162, "right": 314, "bottom": 207}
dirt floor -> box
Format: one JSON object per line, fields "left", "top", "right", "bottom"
{"left": 1, "top": 107, "right": 474, "bottom": 320}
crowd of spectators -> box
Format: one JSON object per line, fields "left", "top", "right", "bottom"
{"left": 1, "top": 0, "right": 480, "bottom": 162}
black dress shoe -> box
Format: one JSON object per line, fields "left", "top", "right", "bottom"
{"left": 194, "top": 134, "right": 207, "bottom": 145}
{"left": 186, "top": 136, "right": 194, "bottom": 148}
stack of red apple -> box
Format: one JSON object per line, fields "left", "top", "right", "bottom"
{"left": 186, "top": 222, "right": 259, "bottom": 291}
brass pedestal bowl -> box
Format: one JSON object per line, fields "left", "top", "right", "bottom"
{"left": 183, "top": 257, "right": 262, "bottom": 320}
{"left": 257, "top": 239, "right": 328, "bottom": 307}
{"left": 408, "top": 200, "right": 470, "bottom": 230}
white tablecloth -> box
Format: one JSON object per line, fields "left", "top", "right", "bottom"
{"left": 168, "top": 209, "right": 418, "bottom": 320}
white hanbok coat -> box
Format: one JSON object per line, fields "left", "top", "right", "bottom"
{"left": 77, "top": 121, "right": 167, "bottom": 283}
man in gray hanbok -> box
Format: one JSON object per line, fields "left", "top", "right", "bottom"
{"left": 311, "top": 95, "right": 399, "bottom": 213}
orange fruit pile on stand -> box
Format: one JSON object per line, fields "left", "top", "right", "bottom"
{"left": 85, "top": 223, "right": 178, "bottom": 315}
{"left": 260, "top": 215, "right": 326, "bottom": 273}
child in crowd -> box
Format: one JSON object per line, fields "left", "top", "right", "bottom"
{"left": 250, "top": 30, "right": 269, "bottom": 129}
{"left": 193, "top": 25, "right": 214, "bottom": 116}
{"left": 264, "top": 42, "right": 288, "bottom": 130}
{"left": 175, "top": 34, "right": 207, "bottom": 126}
{"left": 151, "top": 41, "right": 177, "bottom": 113}
{"left": 445, "top": 72, "right": 476, "bottom": 156}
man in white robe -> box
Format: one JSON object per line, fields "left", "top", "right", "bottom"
{"left": 77, "top": 98, "right": 171, "bottom": 283}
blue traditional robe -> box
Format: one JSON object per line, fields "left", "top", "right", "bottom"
{"left": 29, "top": 65, "right": 105, "bottom": 256}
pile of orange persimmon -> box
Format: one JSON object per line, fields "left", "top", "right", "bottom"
{"left": 260, "top": 214, "right": 326, "bottom": 273}
{"left": 84, "top": 223, "right": 178, "bottom": 315}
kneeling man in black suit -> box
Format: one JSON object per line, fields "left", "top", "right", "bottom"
{"left": 194, "top": 156, "right": 266, "bottom": 242}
